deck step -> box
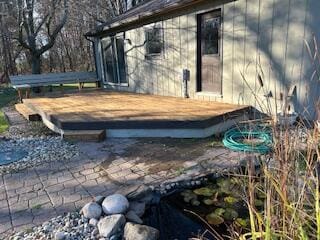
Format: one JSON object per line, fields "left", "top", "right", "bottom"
{"left": 63, "top": 130, "right": 106, "bottom": 142}
{"left": 15, "top": 103, "right": 41, "bottom": 122}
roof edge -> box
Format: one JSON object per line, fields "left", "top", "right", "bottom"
{"left": 85, "top": 0, "right": 207, "bottom": 37}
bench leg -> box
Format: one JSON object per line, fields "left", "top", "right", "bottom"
{"left": 41, "top": 86, "right": 45, "bottom": 96}
{"left": 25, "top": 88, "right": 30, "bottom": 99}
{"left": 17, "top": 89, "right": 23, "bottom": 103}
{"left": 78, "top": 82, "right": 85, "bottom": 91}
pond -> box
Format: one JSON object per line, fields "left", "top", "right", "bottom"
{"left": 143, "top": 175, "right": 264, "bottom": 239}
{"left": 0, "top": 149, "right": 28, "bottom": 166}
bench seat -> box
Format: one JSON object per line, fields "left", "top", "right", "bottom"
{"left": 10, "top": 71, "right": 100, "bottom": 102}
{"left": 12, "top": 84, "right": 31, "bottom": 89}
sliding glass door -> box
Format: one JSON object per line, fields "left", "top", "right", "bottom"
{"left": 101, "top": 34, "right": 127, "bottom": 85}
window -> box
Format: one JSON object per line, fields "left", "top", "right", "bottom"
{"left": 145, "top": 25, "right": 164, "bottom": 58}
{"left": 203, "top": 17, "right": 220, "bottom": 55}
{"left": 101, "top": 34, "right": 128, "bottom": 85}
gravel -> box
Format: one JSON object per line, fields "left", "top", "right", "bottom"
{"left": 0, "top": 106, "right": 80, "bottom": 175}
{"left": 8, "top": 212, "right": 98, "bottom": 240}
{"left": 0, "top": 136, "right": 79, "bottom": 175}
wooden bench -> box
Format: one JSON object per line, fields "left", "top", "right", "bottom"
{"left": 9, "top": 72, "right": 100, "bottom": 102}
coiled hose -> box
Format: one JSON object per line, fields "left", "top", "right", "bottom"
{"left": 223, "top": 127, "right": 272, "bottom": 154}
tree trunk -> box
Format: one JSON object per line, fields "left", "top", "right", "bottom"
{"left": 31, "top": 55, "right": 41, "bottom": 74}
{"left": 31, "top": 54, "right": 41, "bottom": 93}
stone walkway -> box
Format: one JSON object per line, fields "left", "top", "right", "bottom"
{"left": 0, "top": 108, "right": 252, "bottom": 238}
{"left": 0, "top": 137, "right": 251, "bottom": 238}
{"left": 0, "top": 142, "right": 117, "bottom": 237}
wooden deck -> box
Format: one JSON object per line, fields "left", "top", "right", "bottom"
{"left": 22, "top": 91, "right": 251, "bottom": 138}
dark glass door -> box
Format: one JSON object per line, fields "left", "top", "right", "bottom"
{"left": 102, "top": 34, "right": 127, "bottom": 85}
{"left": 198, "top": 10, "right": 222, "bottom": 94}
{"left": 102, "top": 37, "right": 117, "bottom": 84}
{"left": 116, "top": 37, "right": 127, "bottom": 84}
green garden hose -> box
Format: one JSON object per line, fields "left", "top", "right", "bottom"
{"left": 223, "top": 127, "right": 272, "bottom": 154}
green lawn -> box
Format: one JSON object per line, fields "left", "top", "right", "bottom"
{"left": 0, "top": 111, "right": 9, "bottom": 133}
{"left": 44, "top": 83, "right": 97, "bottom": 92}
{"left": 0, "top": 86, "right": 17, "bottom": 134}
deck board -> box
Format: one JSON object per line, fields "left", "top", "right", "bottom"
{"left": 23, "top": 91, "right": 251, "bottom": 131}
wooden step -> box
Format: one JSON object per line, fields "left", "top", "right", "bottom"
{"left": 15, "top": 103, "right": 41, "bottom": 122}
{"left": 63, "top": 130, "right": 106, "bottom": 142}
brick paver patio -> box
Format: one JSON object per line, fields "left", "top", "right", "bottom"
{"left": 0, "top": 141, "right": 118, "bottom": 236}
{"left": 0, "top": 135, "right": 248, "bottom": 238}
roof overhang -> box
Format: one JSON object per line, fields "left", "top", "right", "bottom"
{"left": 85, "top": 0, "right": 233, "bottom": 38}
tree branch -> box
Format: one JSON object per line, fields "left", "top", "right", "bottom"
{"left": 34, "top": 13, "right": 50, "bottom": 35}
{"left": 16, "top": 0, "right": 32, "bottom": 51}
{"left": 39, "top": 0, "right": 68, "bottom": 55}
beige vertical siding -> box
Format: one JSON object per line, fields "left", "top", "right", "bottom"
{"left": 99, "top": 0, "right": 319, "bottom": 119}
{"left": 106, "top": 13, "right": 199, "bottom": 98}
{"left": 225, "top": 0, "right": 317, "bottom": 119}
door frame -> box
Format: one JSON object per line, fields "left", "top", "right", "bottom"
{"left": 196, "top": 8, "right": 223, "bottom": 95}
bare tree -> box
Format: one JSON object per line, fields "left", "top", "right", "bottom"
{"left": 0, "top": 1, "right": 18, "bottom": 81}
{"left": 8, "top": 0, "right": 69, "bottom": 74}
{"left": 0, "top": 0, "right": 136, "bottom": 76}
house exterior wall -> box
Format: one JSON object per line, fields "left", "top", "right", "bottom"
{"left": 96, "top": 0, "right": 320, "bottom": 120}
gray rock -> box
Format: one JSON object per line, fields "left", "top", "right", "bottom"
{"left": 55, "top": 231, "right": 66, "bottom": 240}
{"left": 92, "top": 228, "right": 99, "bottom": 236}
{"left": 81, "top": 202, "right": 102, "bottom": 219}
{"left": 121, "top": 184, "right": 152, "bottom": 201}
{"left": 89, "top": 218, "right": 99, "bottom": 227}
{"left": 95, "top": 196, "right": 105, "bottom": 205}
{"left": 110, "top": 234, "right": 122, "bottom": 240}
{"left": 43, "top": 224, "right": 52, "bottom": 232}
{"left": 123, "top": 223, "right": 159, "bottom": 240}
{"left": 102, "top": 194, "right": 129, "bottom": 215}
{"left": 97, "top": 214, "right": 126, "bottom": 238}
{"left": 129, "top": 201, "right": 145, "bottom": 217}
{"left": 125, "top": 211, "right": 143, "bottom": 224}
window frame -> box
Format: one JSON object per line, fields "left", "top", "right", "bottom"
{"left": 144, "top": 23, "right": 164, "bottom": 59}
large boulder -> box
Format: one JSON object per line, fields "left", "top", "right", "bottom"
{"left": 123, "top": 223, "right": 159, "bottom": 240}
{"left": 125, "top": 211, "right": 143, "bottom": 224}
{"left": 129, "top": 201, "right": 146, "bottom": 217}
{"left": 97, "top": 214, "right": 126, "bottom": 238}
{"left": 81, "top": 202, "right": 102, "bottom": 219}
{"left": 120, "top": 184, "right": 152, "bottom": 201}
{"left": 102, "top": 194, "right": 129, "bottom": 215}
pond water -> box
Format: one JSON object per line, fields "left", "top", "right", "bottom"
{"left": 0, "top": 149, "right": 28, "bottom": 166}
{"left": 143, "top": 199, "right": 214, "bottom": 240}
{"left": 143, "top": 176, "right": 263, "bottom": 239}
